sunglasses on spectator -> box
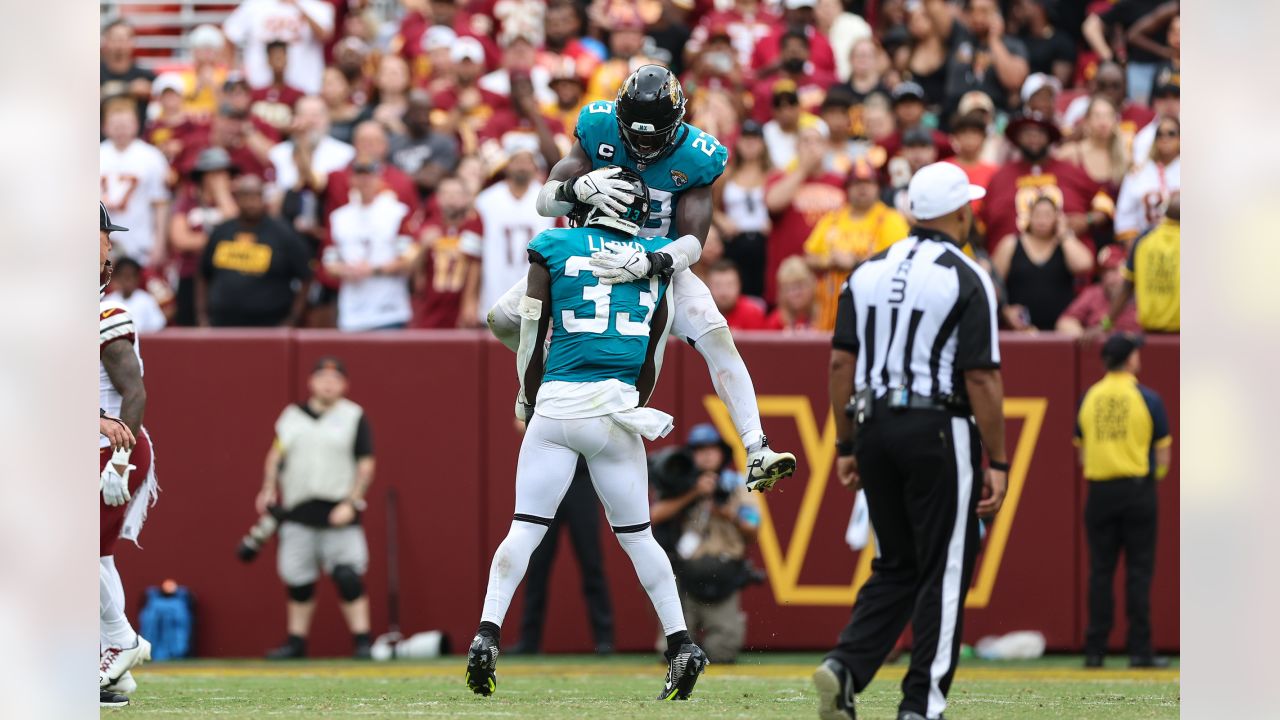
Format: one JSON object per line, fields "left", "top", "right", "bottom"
{"left": 1157, "top": 128, "right": 1180, "bottom": 138}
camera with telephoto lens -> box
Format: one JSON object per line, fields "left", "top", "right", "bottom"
{"left": 237, "top": 505, "right": 287, "bottom": 562}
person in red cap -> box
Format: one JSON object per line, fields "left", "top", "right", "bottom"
{"left": 803, "top": 158, "right": 910, "bottom": 330}
{"left": 980, "top": 110, "right": 1112, "bottom": 255}
{"left": 1056, "top": 244, "right": 1141, "bottom": 338}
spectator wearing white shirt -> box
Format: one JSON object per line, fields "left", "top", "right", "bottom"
{"left": 100, "top": 97, "right": 171, "bottom": 267}
{"left": 223, "top": 0, "right": 334, "bottom": 95}
{"left": 473, "top": 136, "right": 556, "bottom": 324}
{"left": 1115, "top": 116, "right": 1180, "bottom": 245}
{"left": 1130, "top": 81, "right": 1180, "bottom": 166}
{"left": 324, "top": 162, "right": 418, "bottom": 331}
{"left": 103, "top": 258, "right": 167, "bottom": 334}
{"left": 268, "top": 96, "right": 356, "bottom": 211}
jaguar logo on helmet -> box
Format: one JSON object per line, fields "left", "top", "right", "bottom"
{"left": 671, "top": 169, "right": 688, "bottom": 186}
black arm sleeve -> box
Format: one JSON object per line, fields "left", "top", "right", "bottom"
{"left": 831, "top": 274, "right": 859, "bottom": 354}
{"left": 353, "top": 413, "right": 373, "bottom": 458}
{"left": 954, "top": 265, "right": 1000, "bottom": 370}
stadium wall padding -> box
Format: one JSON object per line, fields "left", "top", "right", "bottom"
{"left": 118, "top": 330, "right": 1179, "bottom": 657}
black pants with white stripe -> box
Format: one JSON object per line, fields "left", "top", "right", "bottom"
{"left": 827, "top": 410, "right": 982, "bottom": 719}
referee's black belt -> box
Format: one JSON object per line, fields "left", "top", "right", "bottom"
{"left": 872, "top": 394, "right": 970, "bottom": 416}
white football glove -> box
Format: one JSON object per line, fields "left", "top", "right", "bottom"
{"left": 589, "top": 241, "right": 653, "bottom": 285}
{"left": 571, "top": 167, "right": 634, "bottom": 218}
{"left": 100, "top": 463, "right": 134, "bottom": 507}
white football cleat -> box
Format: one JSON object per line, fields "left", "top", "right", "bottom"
{"left": 105, "top": 670, "right": 137, "bottom": 694}
{"left": 745, "top": 437, "right": 797, "bottom": 492}
{"left": 100, "top": 636, "right": 151, "bottom": 688}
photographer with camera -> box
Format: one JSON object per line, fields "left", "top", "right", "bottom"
{"left": 250, "top": 356, "right": 376, "bottom": 659}
{"left": 649, "top": 424, "right": 761, "bottom": 664}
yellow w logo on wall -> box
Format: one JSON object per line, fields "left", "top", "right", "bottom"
{"left": 704, "top": 395, "right": 1047, "bottom": 608}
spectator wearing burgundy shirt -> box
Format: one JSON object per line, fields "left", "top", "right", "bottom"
{"left": 708, "top": 261, "right": 767, "bottom": 331}
{"left": 325, "top": 121, "right": 418, "bottom": 221}
{"left": 750, "top": 28, "right": 835, "bottom": 124}
{"left": 251, "top": 40, "right": 307, "bottom": 135}
{"left": 170, "top": 147, "right": 238, "bottom": 326}
{"left": 411, "top": 176, "right": 483, "bottom": 329}
{"left": 763, "top": 125, "right": 846, "bottom": 304}
{"left": 874, "top": 81, "right": 953, "bottom": 163}
{"left": 752, "top": 0, "right": 836, "bottom": 78}
{"left": 1056, "top": 245, "right": 1140, "bottom": 339}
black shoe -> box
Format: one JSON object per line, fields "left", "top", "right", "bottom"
{"left": 813, "top": 658, "right": 856, "bottom": 719}
{"left": 265, "top": 636, "right": 306, "bottom": 660}
{"left": 657, "top": 643, "right": 707, "bottom": 700}
{"left": 898, "top": 712, "right": 938, "bottom": 720}
{"left": 1084, "top": 654, "right": 1105, "bottom": 668}
{"left": 594, "top": 641, "right": 614, "bottom": 656}
{"left": 100, "top": 688, "right": 130, "bottom": 708}
{"left": 1130, "top": 655, "right": 1171, "bottom": 668}
{"left": 465, "top": 633, "right": 500, "bottom": 696}
{"left": 508, "top": 640, "right": 539, "bottom": 655}
{"left": 353, "top": 637, "right": 372, "bottom": 660}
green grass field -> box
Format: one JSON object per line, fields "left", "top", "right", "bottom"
{"left": 118, "top": 654, "right": 1179, "bottom": 719}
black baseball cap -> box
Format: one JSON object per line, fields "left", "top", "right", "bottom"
{"left": 1152, "top": 81, "right": 1180, "bottom": 99}
{"left": 1101, "top": 333, "right": 1144, "bottom": 369}
{"left": 741, "top": 119, "right": 764, "bottom": 136}
{"left": 100, "top": 202, "right": 128, "bottom": 233}
{"left": 353, "top": 161, "right": 383, "bottom": 174}
{"left": 891, "top": 81, "right": 926, "bottom": 105}
{"left": 313, "top": 356, "right": 348, "bottom": 376}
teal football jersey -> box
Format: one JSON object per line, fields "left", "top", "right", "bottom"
{"left": 574, "top": 100, "right": 729, "bottom": 239}
{"left": 528, "top": 226, "right": 673, "bottom": 385}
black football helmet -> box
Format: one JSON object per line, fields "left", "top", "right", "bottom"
{"left": 583, "top": 166, "right": 651, "bottom": 236}
{"left": 616, "top": 65, "right": 686, "bottom": 163}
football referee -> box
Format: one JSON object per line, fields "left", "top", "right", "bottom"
{"left": 815, "top": 162, "right": 1009, "bottom": 720}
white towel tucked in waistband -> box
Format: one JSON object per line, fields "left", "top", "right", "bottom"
{"left": 608, "top": 407, "right": 675, "bottom": 441}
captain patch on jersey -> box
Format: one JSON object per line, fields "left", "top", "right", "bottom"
{"left": 574, "top": 100, "right": 728, "bottom": 238}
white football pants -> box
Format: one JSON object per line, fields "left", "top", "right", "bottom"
{"left": 480, "top": 414, "right": 687, "bottom": 636}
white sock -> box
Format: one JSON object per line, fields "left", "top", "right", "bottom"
{"left": 616, "top": 528, "right": 687, "bottom": 636}
{"left": 479, "top": 521, "right": 549, "bottom": 627}
{"left": 694, "top": 327, "right": 765, "bottom": 451}
{"left": 100, "top": 556, "right": 137, "bottom": 649}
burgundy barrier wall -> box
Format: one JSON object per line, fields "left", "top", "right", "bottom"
{"left": 117, "top": 331, "right": 1178, "bottom": 656}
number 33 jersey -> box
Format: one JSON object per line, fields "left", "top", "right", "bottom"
{"left": 528, "top": 227, "right": 672, "bottom": 388}
{"left": 574, "top": 101, "right": 729, "bottom": 238}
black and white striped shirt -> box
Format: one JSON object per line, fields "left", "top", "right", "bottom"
{"left": 832, "top": 229, "right": 1000, "bottom": 401}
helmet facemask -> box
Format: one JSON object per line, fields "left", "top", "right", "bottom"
{"left": 617, "top": 112, "right": 683, "bottom": 163}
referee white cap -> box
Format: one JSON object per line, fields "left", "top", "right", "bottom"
{"left": 907, "top": 162, "right": 987, "bottom": 220}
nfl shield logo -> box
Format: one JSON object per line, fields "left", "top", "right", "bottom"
{"left": 671, "top": 169, "right": 688, "bottom": 186}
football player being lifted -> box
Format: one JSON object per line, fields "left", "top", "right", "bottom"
{"left": 486, "top": 64, "right": 796, "bottom": 492}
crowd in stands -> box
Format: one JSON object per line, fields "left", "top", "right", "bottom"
{"left": 100, "top": 0, "right": 1180, "bottom": 338}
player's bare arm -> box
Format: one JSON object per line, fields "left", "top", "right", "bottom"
{"left": 101, "top": 339, "right": 146, "bottom": 439}
{"left": 100, "top": 413, "right": 135, "bottom": 452}
{"left": 636, "top": 295, "right": 671, "bottom": 407}
{"left": 515, "top": 259, "right": 553, "bottom": 418}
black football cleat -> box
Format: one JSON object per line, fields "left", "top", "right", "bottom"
{"left": 265, "top": 636, "right": 306, "bottom": 660}
{"left": 1130, "top": 655, "right": 1171, "bottom": 669}
{"left": 657, "top": 643, "right": 707, "bottom": 700}
{"left": 100, "top": 688, "right": 130, "bottom": 708}
{"left": 1084, "top": 654, "right": 1105, "bottom": 668}
{"left": 465, "top": 633, "right": 500, "bottom": 696}
{"left": 813, "top": 658, "right": 856, "bottom": 719}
